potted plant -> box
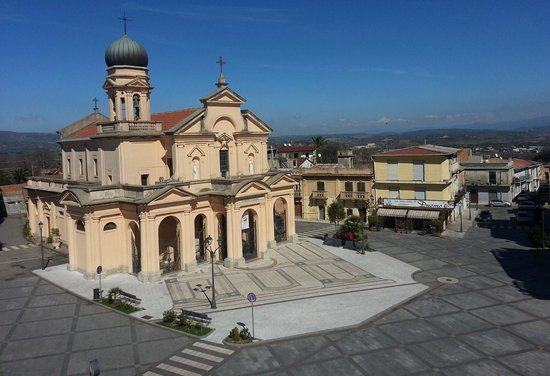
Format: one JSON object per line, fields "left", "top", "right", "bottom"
{"left": 51, "top": 228, "right": 61, "bottom": 249}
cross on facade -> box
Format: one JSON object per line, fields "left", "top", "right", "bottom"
{"left": 92, "top": 97, "right": 99, "bottom": 111}
{"left": 118, "top": 13, "right": 132, "bottom": 34}
{"left": 216, "top": 56, "right": 226, "bottom": 74}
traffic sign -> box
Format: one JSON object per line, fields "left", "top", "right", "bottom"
{"left": 247, "top": 292, "right": 257, "bottom": 303}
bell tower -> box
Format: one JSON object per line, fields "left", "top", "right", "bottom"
{"left": 102, "top": 28, "right": 152, "bottom": 122}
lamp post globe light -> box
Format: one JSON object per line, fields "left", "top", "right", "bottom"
{"left": 38, "top": 221, "right": 44, "bottom": 269}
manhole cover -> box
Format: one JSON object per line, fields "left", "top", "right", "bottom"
{"left": 141, "top": 315, "right": 153, "bottom": 320}
{"left": 437, "top": 276, "right": 459, "bottom": 284}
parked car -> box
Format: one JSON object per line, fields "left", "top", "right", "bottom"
{"left": 489, "top": 199, "right": 512, "bottom": 207}
{"left": 516, "top": 210, "right": 533, "bottom": 223}
{"left": 518, "top": 201, "right": 538, "bottom": 210}
{"left": 477, "top": 210, "right": 493, "bottom": 222}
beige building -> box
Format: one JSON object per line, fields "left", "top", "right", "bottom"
{"left": 372, "top": 145, "right": 465, "bottom": 230}
{"left": 294, "top": 165, "right": 375, "bottom": 222}
{"left": 25, "top": 33, "right": 297, "bottom": 282}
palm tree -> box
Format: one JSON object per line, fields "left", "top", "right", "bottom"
{"left": 311, "top": 136, "right": 327, "bottom": 149}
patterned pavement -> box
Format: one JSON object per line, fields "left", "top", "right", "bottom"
{"left": 166, "top": 241, "right": 391, "bottom": 311}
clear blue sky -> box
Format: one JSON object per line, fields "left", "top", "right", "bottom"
{"left": 2, "top": 0, "right": 550, "bottom": 135}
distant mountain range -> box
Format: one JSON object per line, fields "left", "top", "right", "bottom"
{"left": 0, "top": 131, "right": 59, "bottom": 154}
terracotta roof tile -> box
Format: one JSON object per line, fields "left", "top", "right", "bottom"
{"left": 0, "top": 183, "right": 26, "bottom": 195}
{"left": 151, "top": 108, "right": 202, "bottom": 131}
{"left": 512, "top": 158, "right": 540, "bottom": 170}
{"left": 64, "top": 107, "right": 201, "bottom": 139}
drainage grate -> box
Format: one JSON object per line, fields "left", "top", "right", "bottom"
{"left": 437, "top": 276, "right": 459, "bottom": 284}
{"left": 141, "top": 315, "right": 153, "bottom": 320}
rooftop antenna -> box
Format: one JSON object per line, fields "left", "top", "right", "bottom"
{"left": 118, "top": 13, "right": 132, "bottom": 35}
{"left": 92, "top": 97, "right": 99, "bottom": 113}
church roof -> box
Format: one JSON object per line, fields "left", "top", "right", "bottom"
{"left": 62, "top": 107, "right": 202, "bottom": 140}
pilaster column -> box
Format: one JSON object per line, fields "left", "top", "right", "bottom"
{"left": 27, "top": 198, "right": 37, "bottom": 237}
{"left": 138, "top": 210, "right": 161, "bottom": 282}
{"left": 181, "top": 208, "right": 197, "bottom": 272}
{"left": 36, "top": 197, "right": 44, "bottom": 240}
{"left": 287, "top": 193, "right": 298, "bottom": 242}
{"left": 66, "top": 213, "right": 77, "bottom": 271}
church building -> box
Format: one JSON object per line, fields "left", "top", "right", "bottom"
{"left": 25, "top": 32, "right": 297, "bottom": 282}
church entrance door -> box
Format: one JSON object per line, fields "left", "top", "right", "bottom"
{"left": 242, "top": 209, "right": 257, "bottom": 260}
{"left": 158, "top": 216, "right": 181, "bottom": 274}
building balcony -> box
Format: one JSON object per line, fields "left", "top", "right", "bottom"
{"left": 97, "top": 121, "right": 163, "bottom": 134}
{"left": 339, "top": 191, "right": 371, "bottom": 201}
{"left": 311, "top": 190, "right": 327, "bottom": 200}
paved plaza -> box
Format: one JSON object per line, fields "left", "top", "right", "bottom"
{"left": 2, "top": 206, "right": 550, "bottom": 375}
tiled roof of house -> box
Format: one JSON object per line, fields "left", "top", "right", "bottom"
{"left": 63, "top": 108, "right": 201, "bottom": 139}
{"left": 373, "top": 145, "right": 458, "bottom": 157}
{"left": 511, "top": 158, "right": 540, "bottom": 170}
{"left": 0, "top": 183, "right": 26, "bottom": 195}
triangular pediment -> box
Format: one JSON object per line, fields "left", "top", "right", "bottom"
{"left": 59, "top": 191, "right": 82, "bottom": 207}
{"left": 187, "top": 146, "right": 206, "bottom": 157}
{"left": 267, "top": 174, "right": 298, "bottom": 189}
{"left": 244, "top": 144, "right": 260, "bottom": 154}
{"left": 125, "top": 77, "right": 150, "bottom": 88}
{"left": 235, "top": 181, "right": 271, "bottom": 198}
{"left": 201, "top": 87, "right": 246, "bottom": 105}
{"left": 102, "top": 78, "right": 117, "bottom": 89}
{"left": 242, "top": 110, "right": 272, "bottom": 133}
{"left": 145, "top": 187, "right": 196, "bottom": 205}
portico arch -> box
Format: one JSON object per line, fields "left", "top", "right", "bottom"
{"left": 273, "top": 197, "right": 288, "bottom": 242}
{"left": 158, "top": 216, "right": 181, "bottom": 274}
{"left": 217, "top": 213, "right": 228, "bottom": 261}
{"left": 241, "top": 209, "right": 258, "bottom": 260}
{"left": 194, "top": 214, "right": 207, "bottom": 262}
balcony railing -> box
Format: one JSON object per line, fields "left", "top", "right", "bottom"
{"left": 311, "top": 190, "right": 327, "bottom": 200}
{"left": 97, "top": 121, "right": 163, "bottom": 134}
{"left": 339, "top": 191, "right": 370, "bottom": 201}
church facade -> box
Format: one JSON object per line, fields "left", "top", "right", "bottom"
{"left": 25, "top": 33, "right": 297, "bottom": 282}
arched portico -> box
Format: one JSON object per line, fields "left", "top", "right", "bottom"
{"left": 194, "top": 214, "right": 207, "bottom": 262}
{"left": 241, "top": 209, "right": 258, "bottom": 260}
{"left": 273, "top": 197, "right": 288, "bottom": 242}
{"left": 217, "top": 213, "right": 228, "bottom": 261}
{"left": 158, "top": 216, "right": 181, "bottom": 274}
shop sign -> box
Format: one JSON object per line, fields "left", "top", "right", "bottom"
{"left": 383, "top": 198, "right": 449, "bottom": 209}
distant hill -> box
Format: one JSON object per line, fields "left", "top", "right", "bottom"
{"left": 0, "top": 131, "right": 59, "bottom": 154}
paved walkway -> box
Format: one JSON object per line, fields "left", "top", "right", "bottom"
{"left": 0, "top": 275, "right": 200, "bottom": 376}
{"left": 206, "top": 207, "right": 550, "bottom": 375}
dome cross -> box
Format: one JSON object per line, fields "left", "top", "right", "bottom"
{"left": 118, "top": 13, "right": 132, "bottom": 35}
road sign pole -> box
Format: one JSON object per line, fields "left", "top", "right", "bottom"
{"left": 251, "top": 302, "right": 255, "bottom": 339}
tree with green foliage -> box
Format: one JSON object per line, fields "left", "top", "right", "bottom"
{"left": 328, "top": 201, "right": 346, "bottom": 230}
{"left": 317, "top": 141, "right": 341, "bottom": 163}
{"left": 311, "top": 136, "right": 327, "bottom": 149}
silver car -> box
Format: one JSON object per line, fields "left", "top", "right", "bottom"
{"left": 489, "top": 199, "right": 511, "bottom": 207}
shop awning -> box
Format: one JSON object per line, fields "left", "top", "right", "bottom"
{"left": 377, "top": 208, "right": 408, "bottom": 218}
{"left": 407, "top": 210, "right": 441, "bottom": 220}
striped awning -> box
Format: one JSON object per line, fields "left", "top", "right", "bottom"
{"left": 407, "top": 210, "right": 441, "bottom": 220}
{"left": 377, "top": 208, "right": 408, "bottom": 218}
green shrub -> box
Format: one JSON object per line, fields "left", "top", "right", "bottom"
{"left": 22, "top": 222, "right": 31, "bottom": 238}
{"left": 107, "top": 287, "right": 123, "bottom": 304}
{"left": 51, "top": 228, "right": 60, "bottom": 236}
{"left": 429, "top": 219, "right": 444, "bottom": 234}
{"left": 162, "top": 310, "right": 176, "bottom": 323}
{"left": 240, "top": 327, "right": 252, "bottom": 340}
{"left": 177, "top": 312, "right": 191, "bottom": 328}
{"left": 339, "top": 215, "right": 363, "bottom": 239}
{"left": 368, "top": 214, "right": 379, "bottom": 228}
{"left": 229, "top": 327, "right": 240, "bottom": 342}
{"left": 46, "top": 235, "right": 53, "bottom": 243}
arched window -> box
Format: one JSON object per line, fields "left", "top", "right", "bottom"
{"left": 133, "top": 94, "right": 140, "bottom": 120}
{"left": 103, "top": 222, "right": 117, "bottom": 231}
{"left": 219, "top": 149, "right": 229, "bottom": 177}
{"left": 76, "top": 220, "right": 85, "bottom": 231}
{"left": 121, "top": 97, "right": 126, "bottom": 120}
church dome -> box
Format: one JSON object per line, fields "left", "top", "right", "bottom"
{"left": 105, "top": 35, "right": 148, "bottom": 67}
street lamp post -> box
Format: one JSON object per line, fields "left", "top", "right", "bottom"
{"left": 38, "top": 221, "right": 44, "bottom": 269}
{"left": 204, "top": 235, "right": 221, "bottom": 309}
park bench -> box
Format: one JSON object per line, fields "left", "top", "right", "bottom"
{"left": 119, "top": 291, "right": 141, "bottom": 305}
{"left": 181, "top": 309, "right": 212, "bottom": 327}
